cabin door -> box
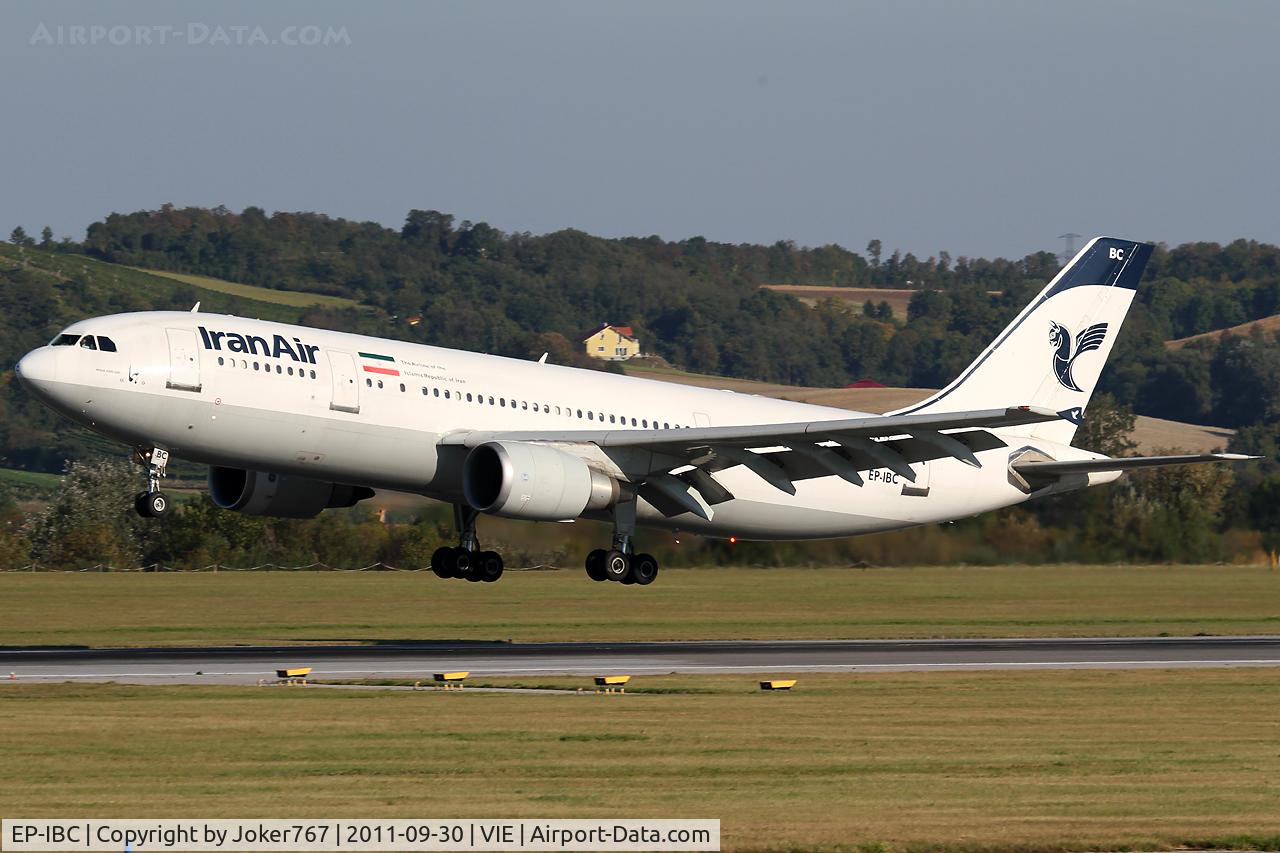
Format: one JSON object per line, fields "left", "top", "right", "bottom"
{"left": 327, "top": 350, "right": 360, "bottom": 414}
{"left": 165, "top": 328, "right": 202, "bottom": 392}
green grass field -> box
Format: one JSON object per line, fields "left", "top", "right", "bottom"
{"left": 0, "top": 467, "right": 61, "bottom": 492}
{"left": 2, "top": 671, "right": 1277, "bottom": 851}
{"left": 1, "top": 565, "right": 1277, "bottom": 648}
{"left": 137, "top": 267, "right": 361, "bottom": 310}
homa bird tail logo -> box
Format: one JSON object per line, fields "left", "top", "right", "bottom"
{"left": 1049, "top": 321, "right": 1108, "bottom": 392}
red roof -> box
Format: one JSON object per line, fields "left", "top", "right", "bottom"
{"left": 580, "top": 323, "right": 637, "bottom": 342}
{"left": 845, "top": 378, "right": 886, "bottom": 388}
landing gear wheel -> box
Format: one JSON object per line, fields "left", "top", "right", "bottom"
{"left": 147, "top": 492, "right": 171, "bottom": 518}
{"left": 135, "top": 491, "right": 170, "bottom": 518}
{"left": 602, "top": 550, "right": 630, "bottom": 583}
{"left": 585, "top": 548, "right": 608, "bottom": 582}
{"left": 476, "top": 550, "right": 504, "bottom": 583}
{"left": 431, "top": 546, "right": 455, "bottom": 579}
{"left": 629, "top": 553, "right": 659, "bottom": 586}
{"left": 449, "top": 548, "right": 474, "bottom": 580}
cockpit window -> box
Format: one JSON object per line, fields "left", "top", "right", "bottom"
{"left": 97, "top": 337, "right": 117, "bottom": 352}
{"left": 79, "top": 336, "right": 97, "bottom": 350}
{"left": 51, "top": 333, "right": 80, "bottom": 347}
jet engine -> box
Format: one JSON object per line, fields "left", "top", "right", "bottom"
{"left": 463, "top": 441, "right": 618, "bottom": 521}
{"left": 208, "top": 466, "right": 374, "bottom": 518}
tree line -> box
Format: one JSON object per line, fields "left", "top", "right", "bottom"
{"left": 4, "top": 206, "right": 1280, "bottom": 566}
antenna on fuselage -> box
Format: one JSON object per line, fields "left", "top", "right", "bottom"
{"left": 190, "top": 302, "right": 201, "bottom": 313}
{"left": 538, "top": 352, "right": 549, "bottom": 364}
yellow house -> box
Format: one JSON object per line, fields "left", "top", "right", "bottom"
{"left": 582, "top": 323, "right": 641, "bottom": 361}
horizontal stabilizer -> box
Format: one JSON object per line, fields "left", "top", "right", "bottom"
{"left": 1012, "top": 453, "right": 1259, "bottom": 478}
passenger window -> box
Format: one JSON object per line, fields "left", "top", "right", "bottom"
{"left": 609, "top": 414, "right": 615, "bottom": 423}
{"left": 399, "top": 383, "right": 406, "bottom": 392}
{"left": 377, "top": 380, "right": 384, "bottom": 389}
{"left": 522, "top": 401, "right": 528, "bottom": 410}
{"left": 500, "top": 398, "right": 506, "bottom": 407}
{"left": 97, "top": 337, "right": 117, "bottom": 352}
{"left": 664, "top": 422, "right": 670, "bottom": 429}
{"left": 588, "top": 411, "right": 594, "bottom": 420}
{"left": 80, "top": 336, "right": 97, "bottom": 350}
{"left": 51, "top": 334, "right": 80, "bottom": 347}
{"left": 576, "top": 409, "right": 583, "bottom": 418}
{"left": 276, "top": 365, "right": 282, "bottom": 374}
{"left": 488, "top": 396, "right": 494, "bottom": 405}
{"left": 631, "top": 418, "right": 637, "bottom": 426}
{"left": 466, "top": 393, "right": 473, "bottom": 402}
{"left": 218, "top": 356, "right": 225, "bottom": 366}
{"left": 433, "top": 388, "right": 439, "bottom": 397}
{"left": 443, "top": 390, "right": 450, "bottom": 399}
{"left": 253, "top": 361, "right": 259, "bottom": 371}
{"left": 367, "top": 378, "right": 373, "bottom": 387}
{"left": 288, "top": 366, "right": 294, "bottom": 375}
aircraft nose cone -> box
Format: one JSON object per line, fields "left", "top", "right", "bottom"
{"left": 15, "top": 347, "right": 59, "bottom": 390}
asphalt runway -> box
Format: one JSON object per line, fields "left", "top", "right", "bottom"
{"left": 3, "top": 636, "right": 1279, "bottom": 685}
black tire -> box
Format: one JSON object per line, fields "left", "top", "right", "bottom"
{"left": 147, "top": 491, "right": 170, "bottom": 518}
{"left": 602, "top": 550, "right": 630, "bottom": 582}
{"left": 585, "top": 548, "right": 608, "bottom": 582}
{"left": 431, "top": 546, "right": 455, "bottom": 579}
{"left": 630, "top": 553, "right": 659, "bottom": 586}
{"left": 477, "top": 550, "right": 504, "bottom": 583}
{"left": 451, "top": 548, "right": 474, "bottom": 580}
{"left": 133, "top": 492, "right": 151, "bottom": 518}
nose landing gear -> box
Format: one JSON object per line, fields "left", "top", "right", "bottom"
{"left": 132, "top": 447, "right": 172, "bottom": 519}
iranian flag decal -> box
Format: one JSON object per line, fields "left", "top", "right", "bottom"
{"left": 359, "top": 351, "right": 399, "bottom": 376}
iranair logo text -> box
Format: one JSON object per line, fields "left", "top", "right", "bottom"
{"left": 198, "top": 326, "right": 320, "bottom": 363}
{"left": 1049, "top": 321, "right": 1108, "bottom": 392}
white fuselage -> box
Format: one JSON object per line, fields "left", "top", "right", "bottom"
{"left": 16, "top": 311, "right": 1094, "bottom": 540}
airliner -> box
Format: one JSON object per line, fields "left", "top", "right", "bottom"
{"left": 15, "top": 237, "right": 1253, "bottom": 585}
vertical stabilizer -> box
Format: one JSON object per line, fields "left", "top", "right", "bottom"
{"left": 890, "top": 237, "right": 1153, "bottom": 445}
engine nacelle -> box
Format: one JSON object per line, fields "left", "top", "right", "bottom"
{"left": 463, "top": 441, "right": 618, "bottom": 521}
{"left": 208, "top": 466, "right": 374, "bottom": 519}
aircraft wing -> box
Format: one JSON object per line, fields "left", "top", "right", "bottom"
{"left": 441, "top": 405, "right": 1062, "bottom": 518}
{"left": 1011, "top": 452, "right": 1258, "bottom": 478}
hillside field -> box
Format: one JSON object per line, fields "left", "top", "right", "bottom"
{"left": 136, "top": 267, "right": 361, "bottom": 310}
{"left": 625, "top": 366, "right": 1234, "bottom": 454}
{"left": 1167, "top": 312, "right": 1280, "bottom": 348}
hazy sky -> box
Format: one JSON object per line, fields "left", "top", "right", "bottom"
{"left": 2, "top": 0, "right": 1277, "bottom": 259}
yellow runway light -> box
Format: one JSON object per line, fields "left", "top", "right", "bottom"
{"left": 433, "top": 671, "right": 469, "bottom": 689}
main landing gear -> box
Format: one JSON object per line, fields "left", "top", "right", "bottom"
{"left": 584, "top": 494, "right": 659, "bottom": 586}
{"left": 132, "top": 447, "right": 172, "bottom": 519}
{"left": 431, "top": 504, "right": 504, "bottom": 582}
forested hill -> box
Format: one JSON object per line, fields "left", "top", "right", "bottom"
{"left": 8, "top": 205, "right": 1280, "bottom": 445}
